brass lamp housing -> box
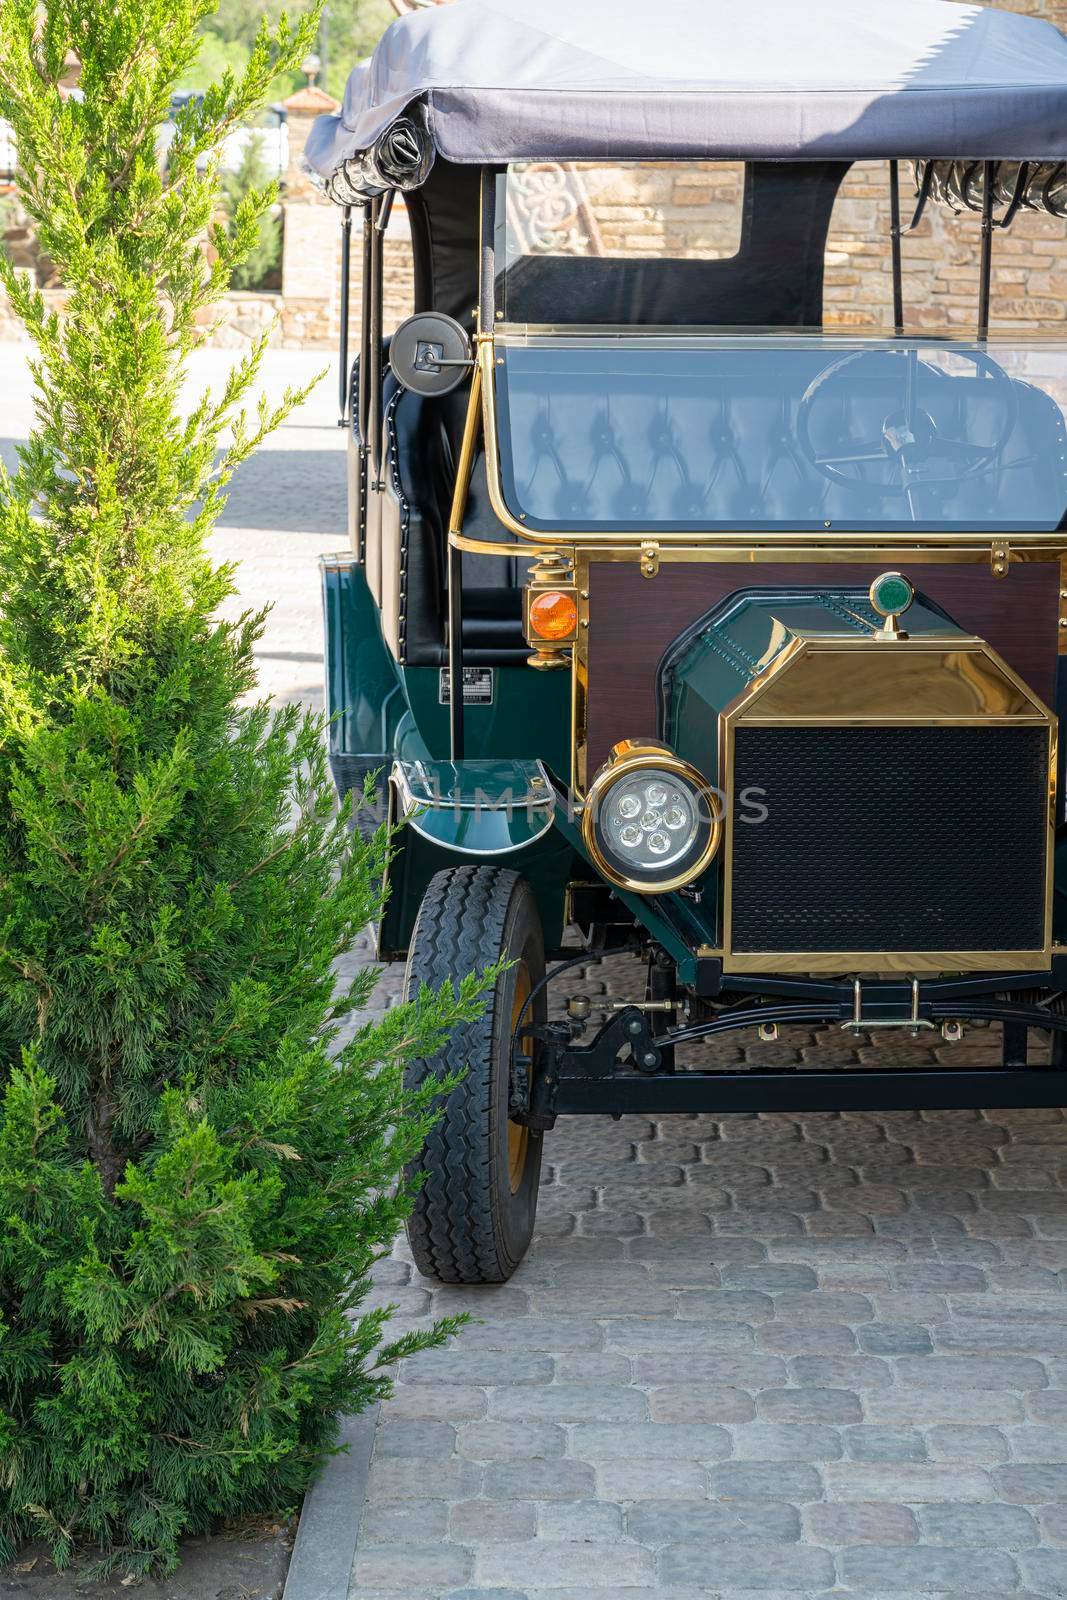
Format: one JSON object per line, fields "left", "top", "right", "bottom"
{"left": 581, "top": 739, "right": 724, "bottom": 894}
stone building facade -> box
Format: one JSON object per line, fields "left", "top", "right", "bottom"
{"left": 1, "top": 0, "right": 1064, "bottom": 347}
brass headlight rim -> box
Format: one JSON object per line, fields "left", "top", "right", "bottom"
{"left": 581, "top": 742, "right": 723, "bottom": 895}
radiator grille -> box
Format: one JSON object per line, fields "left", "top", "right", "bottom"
{"left": 730, "top": 724, "right": 1049, "bottom": 954}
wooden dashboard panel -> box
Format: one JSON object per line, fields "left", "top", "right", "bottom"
{"left": 585, "top": 560, "right": 1061, "bottom": 775}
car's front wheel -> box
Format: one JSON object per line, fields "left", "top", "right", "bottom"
{"left": 403, "top": 866, "right": 545, "bottom": 1283}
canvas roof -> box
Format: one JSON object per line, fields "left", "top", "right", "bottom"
{"left": 304, "top": 0, "right": 1067, "bottom": 184}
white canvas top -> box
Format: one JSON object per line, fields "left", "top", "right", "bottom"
{"left": 304, "top": 0, "right": 1067, "bottom": 182}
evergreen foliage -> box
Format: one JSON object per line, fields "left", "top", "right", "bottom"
{"left": 0, "top": 0, "right": 478, "bottom": 1575}
{"left": 222, "top": 134, "right": 282, "bottom": 290}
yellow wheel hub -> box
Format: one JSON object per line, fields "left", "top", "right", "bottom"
{"left": 508, "top": 961, "right": 532, "bottom": 1194}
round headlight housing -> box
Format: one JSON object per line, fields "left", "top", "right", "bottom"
{"left": 582, "top": 741, "right": 722, "bottom": 893}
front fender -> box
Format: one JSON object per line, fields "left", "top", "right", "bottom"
{"left": 391, "top": 758, "right": 555, "bottom": 855}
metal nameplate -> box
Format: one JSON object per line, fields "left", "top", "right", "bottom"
{"left": 439, "top": 667, "right": 495, "bottom": 706}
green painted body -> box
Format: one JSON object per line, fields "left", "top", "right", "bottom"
{"left": 664, "top": 586, "right": 963, "bottom": 789}
{"left": 323, "top": 558, "right": 1055, "bottom": 972}
{"left": 322, "top": 556, "right": 577, "bottom": 953}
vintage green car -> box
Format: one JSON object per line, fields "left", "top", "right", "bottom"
{"left": 306, "top": 0, "right": 1067, "bottom": 1281}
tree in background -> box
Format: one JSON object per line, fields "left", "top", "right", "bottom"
{"left": 180, "top": 0, "right": 395, "bottom": 99}
{"left": 0, "top": 0, "right": 477, "bottom": 1577}
{"left": 222, "top": 134, "right": 283, "bottom": 290}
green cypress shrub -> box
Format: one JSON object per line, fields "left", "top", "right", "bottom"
{"left": 0, "top": 1, "right": 478, "bottom": 1577}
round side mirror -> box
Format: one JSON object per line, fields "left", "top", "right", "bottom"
{"left": 390, "top": 312, "right": 472, "bottom": 397}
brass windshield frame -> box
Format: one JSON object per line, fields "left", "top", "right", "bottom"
{"left": 475, "top": 335, "right": 1067, "bottom": 553}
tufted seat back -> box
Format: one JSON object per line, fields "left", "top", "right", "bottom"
{"left": 498, "top": 348, "right": 1067, "bottom": 530}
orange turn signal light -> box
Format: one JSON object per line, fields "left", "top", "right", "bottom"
{"left": 528, "top": 589, "right": 578, "bottom": 642}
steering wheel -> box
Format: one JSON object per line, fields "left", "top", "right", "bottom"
{"left": 796, "top": 347, "right": 1018, "bottom": 506}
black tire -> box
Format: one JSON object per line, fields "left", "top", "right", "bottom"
{"left": 403, "top": 866, "right": 545, "bottom": 1283}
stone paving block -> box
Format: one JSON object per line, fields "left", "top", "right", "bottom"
{"left": 359, "top": 1497, "right": 450, "bottom": 1544}
{"left": 488, "top": 1384, "right": 648, "bottom": 1422}
{"left": 351, "top": 1544, "right": 474, "bottom": 1592}
{"left": 710, "top": 1465, "right": 825, "bottom": 1497}
{"left": 790, "top": 1354, "right": 892, "bottom": 1388}
{"left": 533, "top": 1283, "right": 674, "bottom": 1316}
{"left": 596, "top": 1459, "right": 707, "bottom": 1501}
{"left": 721, "top": 1263, "right": 819, "bottom": 1291}
{"left": 483, "top": 1460, "right": 597, "bottom": 1500}
{"left": 1028, "top": 1391, "right": 1067, "bottom": 1423}
{"left": 458, "top": 1317, "right": 606, "bottom": 1351}
{"left": 866, "top": 1388, "right": 1026, "bottom": 1424}
{"left": 602, "top": 1317, "right": 754, "bottom": 1351}
{"left": 475, "top": 1540, "right": 655, "bottom": 1589}
{"left": 755, "top": 1387, "right": 864, "bottom": 1424}
{"left": 729, "top": 1422, "right": 843, "bottom": 1461}
{"left": 805, "top": 1502, "right": 919, "bottom": 1545}
{"left": 399, "top": 1350, "right": 554, "bottom": 1386}
{"left": 648, "top": 1384, "right": 755, "bottom": 1423}
{"left": 628, "top": 1499, "right": 801, "bottom": 1545}
{"left": 841, "top": 1425, "right": 927, "bottom": 1462}
{"left": 1018, "top": 1550, "right": 1067, "bottom": 1597}
{"left": 366, "top": 1457, "right": 483, "bottom": 1500}
{"left": 824, "top": 1464, "right": 994, "bottom": 1501}
{"left": 1007, "top": 1425, "right": 1067, "bottom": 1462}
{"left": 771, "top": 1290, "right": 874, "bottom": 1321}
{"left": 449, "top": 1499, "right": 538, "bottom": 1543}
{"left": 635, "top": 1351, "right": 787, "bottom": 1387}
{"left": 858, "top": 1321, "right": 933, "bottom": 1355}
{"left": 996, "top": 1464, "right": 1067, "bottom": 1502}
{"left": 838, "top": 1545, "right": 1019, "bottom": 1591}
{"left": 569, "top": 1421, "right": 731, "bottom": 1460}
{"left": 537, "top": 1500, "right": 625, "bottom": 1540}
{"left": 456, "top": 1421, "right": 566, "bottom": 1460}
{"left": 675, "top": 1288, "right": 775, "bottom": 1321}
{"left": 656, "top": 1542, "right": 836, "bottom": 1589}
{"left": 628, "top": 1233, "right": 761, "bottom": 1261}
{"left": 894, "top": 1354, "right": 1049, "bottom": 1390}
{"left": 375, "top": 1420, "right": 457, "bottom": 1457}
{"left": 1038, "top": 1505, "right": 1067, "bottom": 1545}
{"left": 757, "top": 1321, "right": 860, "bottom": 1355}
{"left": 387, "top": 1384, "right": 487, "bottom": 1421}
{"left": 926, "top": 1424, "right": 1010, "bottom": 1462}
{"left": 552, "top": 1353, "right": 633, "bottom": 1383}
{"left": 917, "top": 1502, "right": 1039, "bottom": 1547}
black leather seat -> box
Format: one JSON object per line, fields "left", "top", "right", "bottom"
{"left": 382, "top": 375, "right": 530, "bottom": 667}
{"left": 499, "top": 349, "right": 1067, "bottom": 530}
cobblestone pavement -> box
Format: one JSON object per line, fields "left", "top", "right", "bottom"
{"left": 3, "top": 344, "right": 1067, "bottom": 1598}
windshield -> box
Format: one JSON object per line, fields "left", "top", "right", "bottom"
{"left": 493, "top": 335, "right": 1067, "bottom": 534}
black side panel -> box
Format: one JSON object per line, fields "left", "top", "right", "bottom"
{"left": 500, "top": 161, "right": 849, "bottom": 327}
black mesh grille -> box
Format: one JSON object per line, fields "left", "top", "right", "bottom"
{"left": 730, "top": 724, "right": 1049, "bottom": 954}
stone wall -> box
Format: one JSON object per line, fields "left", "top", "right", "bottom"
{"left": 0, "top": 1, "right": 1063, "bottom": 348}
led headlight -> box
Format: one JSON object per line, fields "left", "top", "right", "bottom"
{"left": 581, "top": 740, "right": 722, "bottom": 893}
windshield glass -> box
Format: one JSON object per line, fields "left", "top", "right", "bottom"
{"left": 493, "top": 336, "right": 1067, "bottom": 534}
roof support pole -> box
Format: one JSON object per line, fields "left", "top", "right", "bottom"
{"left": 446, "top": 362, "right": 483, "bottom": 763}
{"left": 356, "top": 202, "right": 372, "bottom": 450}
{"left": 367, "top": 193, "right": 384, "bottom": 488}
{"left": 888, "top": 160, "right": 905, "bottom": 336}
{"left": 978, "top": 159, "right": 995, "bottom": 341}
{"left": 337, "top": 205, "right": 353, "bottom": 426}
{"left": 447, "top": 541, "right": 465, "bottom": 760}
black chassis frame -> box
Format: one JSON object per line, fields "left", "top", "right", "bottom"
{"left": 509, "top": 955, "right": 1067, "bottom": 1126}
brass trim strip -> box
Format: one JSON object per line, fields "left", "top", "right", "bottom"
{"left": 447, "top": 361, "right": 484, "bottom": 540}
